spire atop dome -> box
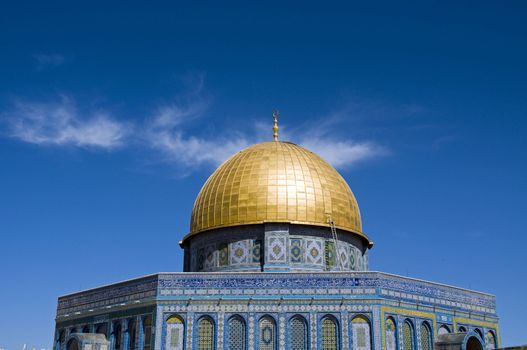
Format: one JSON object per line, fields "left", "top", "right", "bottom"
{"left": 273, "top": 110, "right": 279, "bottom": 141}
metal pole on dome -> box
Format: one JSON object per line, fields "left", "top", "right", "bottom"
{"left": 273, "top": 110, "right": 279, "bottom": 141}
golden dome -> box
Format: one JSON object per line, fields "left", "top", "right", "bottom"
{"left": 186, "top": 141, "right": 369, "bottom": 243}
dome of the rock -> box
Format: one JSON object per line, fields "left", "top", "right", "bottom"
{"left": 187, "top": 141, "right": 369, "bottom": 244}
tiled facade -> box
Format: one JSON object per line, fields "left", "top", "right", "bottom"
{"left": 184, "top": 224, "right": 369, "bottom": 273}
{"left": 54, "top": 272, "right": 499, "bottom": 350}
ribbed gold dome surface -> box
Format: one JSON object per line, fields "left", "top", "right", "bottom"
{"left": 188, "top": 141, "right": 366, "bottom": 241}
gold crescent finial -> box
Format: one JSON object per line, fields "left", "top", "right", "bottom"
{"left": 273, "top": 110, "right": 279, "bottom": 141}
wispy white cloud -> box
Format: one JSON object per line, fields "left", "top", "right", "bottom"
{"left": 3, "top": 96, "right": 130, "bottom": 148}
{"left": 292, "top": 112, "right": 388, "bottom": 167}
{"left": 33, "top": 53, "right": 66, "bottom": 70}
{"left": 299, "top": 138, "right": 386, "bottom": 168}
{"left": 143, "top": 95, "right": 252, "bottom": 168}
{"left": 143, "top": 103, "right": 386, "bottom": 169}
{"left": 2, "top": 86, "right": 386, "bottom": 172}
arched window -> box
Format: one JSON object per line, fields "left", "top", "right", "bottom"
{"left": 259, "top": 316, "right": 276, "bottom": 350}
{"left": 166, "top": 315, "right": 185, "bottom": 350}
{"left": 197, "top": 317, "right": 214, "bottom": 350}
{"left": 402, "top": 320, "right": 414, "bottom": 350}
{"left": 437, "top": 325, "right": 450, "bottom": 335}
{"left": 485, "top": 331, "right": 497, "bottom": 350}
{"left": 289, "top": 316, "right": 308, "bottom": 350}
{"left": 385, "top": 317, "right": 397, "bottom": 350}
{"left": 113, "top": 322, "right": 122, "bottom": 350}
{"left": 142, "top": 315, "right": 152, "bottom": 350}
{"left": 459, "top": 326, "right": 467, "bottom": 333}
{"left": 227, "top": 316, "right": 246, "bottom": 350}
{"left": 128, "top": 318, "right": 137, "bottom": 350}
{"left": 321, "top": 316, "right": 339, "bottom": 350}
{"left": 467, "top": 336, "right": 484, "bottom": 350}
{"left": 82, "top": 326, "right": 90, "bottom": 333}
{"left": 419, "top": 322, "right": 432, "bottom": 350}
{"left": 351, "top": 315, "right": 371, "bottom": 350}
{"left": 474, "top": 328, "right": 484, "bottom": 340}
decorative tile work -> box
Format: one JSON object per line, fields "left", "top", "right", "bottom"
{"left": 351, "top": 316, "right": 371, "bottom": 350}
{"left": 219, "top": 243, "right": 229, "bottom": 266}
{"left": 248, "top": 314, "right": 255, "bottom": 350}
{"left": 279, "top": 315, "right": 286, "bottom": 349}
{"left": 187, "top": 232, "right": 368, "bottom": 273}
{"left": 57, "top": 272, "right": 498, "bottom": 322}
{"left": 165, "top": 316, "right": 184, "bottom": 350}
{"left": 305, "top": 239, "right": 323, "bottom": 266}
{"left": 349, "top": 251, "right": 356, "bottom": 271}
{"left": 310, "top": 314, "right": 317, "bottom": 350}
{"left": 338, "top": 245, "right": 350, "bottom": 270}
{"left": 204, "top": 245, "right": 216, "bottom": 271}
{"left": 154, "top": 305, "right": 163, "bottom": 350}
{"left": 217, "top": 313, "right": 225, "bottom": 350}
{"left": 267, "top": 236, "right": 287, "bottom": 263}
{"left": 325, "top": 241, "right": 336, "bottom": 268}
{"left": 230, "top": 241, "right": 249, "bottom": 265}
{"left": 372, "top": 307, "right": 381, "bottom": 350}
{"left": 186, "top": 313, "right": 193, "bottom": 350}
{"left": 385, "top": 318, "right": 396, "bottom": 350}
{"left": 341, "top": 312, "right": 349, "bottom": 350}
{"left": 290, "top": 238, "right": 304, "bottom": 263}
{"left": 252, "top": 240, "right": 261, "bottom": 263}
{"left": 485, "top": 331, "right": 497, "bottom": 350}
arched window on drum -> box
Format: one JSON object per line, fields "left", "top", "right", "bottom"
{"left": 321, "top": 315, "right": 339, "bottom": 350}
{"left": 258, "top": 316, "right": 277, "bottom": 350}
{"left": 227, "top": 315, "right": 246, "bottom": 350}
{"left": 197, "top": 316, "right": 215, "bottom": 350}
{"left": 166, "top": 315, "right": 185, "bottom": 350}
{"left": 419, "top": 322, "right": 432, "bottom": 350}
{"left": 385, "top": 317, "right": 397, "bottom": 350}
{"left": 402, "top": 320, "right": 415, "bottom": 350}
{"left": 289, "top": 315, "right": 308, "bottom": 350}
{"left": 351, "top": 315, "right": 371, "bottom": 350}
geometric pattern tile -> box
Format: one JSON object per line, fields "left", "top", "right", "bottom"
{"left": 290, "top": 238, "right": 303, "bottom": 264}
{"left": 252, "top": 240, "right": 262, "bottom": 263}
{"left": 305, "top": 239, "right": 323, "bottom": 265}
{"left": 230, "top": 240, "right": 249, "bottom": 265}
{"left": 203, "top": 244, "right": 216, "bottom": 271}
{"left": 267, "top": 236, "right": 286, "bottom": 263}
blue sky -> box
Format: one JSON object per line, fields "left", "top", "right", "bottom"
{"left": 0, "top": 1, "right": 526, "bottom": 348}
